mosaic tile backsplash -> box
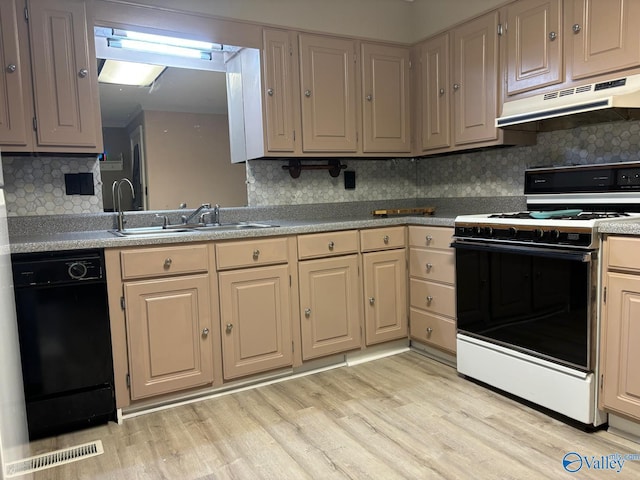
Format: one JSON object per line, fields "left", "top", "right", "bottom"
{"left": 3, "top": 119, "right": 640, "bottom": 215}
{"left": 2, "top": 156, "right": 103, "bottom": 216}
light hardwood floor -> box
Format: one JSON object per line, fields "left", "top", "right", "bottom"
{"left": 29, "top": 352, "right": 640, "bottom": 479}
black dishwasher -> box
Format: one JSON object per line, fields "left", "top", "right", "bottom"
{"left": 12, "top": 249, "right": 115, "bottom": 439}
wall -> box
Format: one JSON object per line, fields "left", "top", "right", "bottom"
{"left": 101, "top": 127, "right": 133, "bottom": 211}
{"left": 142, "top": 111, "right": 248, "bottom": 210}
{"left": 246, "top": 120, "right": 640, "bottom": 206}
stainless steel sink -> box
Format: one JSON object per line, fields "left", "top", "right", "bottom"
{"left": 192, "top": 222, "right": 278, "bottom": 231}
{"left": 109, "top": 226, "right": 192, "bottom": 237}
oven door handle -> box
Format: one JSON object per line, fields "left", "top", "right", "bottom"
{"left": 451, "top": 240, "right": 593, "bottom": 263}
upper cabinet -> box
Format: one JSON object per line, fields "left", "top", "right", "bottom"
{"left": 505, "top": 0, "right": 563, "bottom": 96}
{"left": 0, "top": 0, "right": 102, "bottom": 153}
{"left": 567, "top": 0, "right": 640, "bottom": 81}
{"left": 361, "top": 43, "right": 411, "bottom": 153}
{"left": 420, "top": 33, "right": 450, "bottom": 151}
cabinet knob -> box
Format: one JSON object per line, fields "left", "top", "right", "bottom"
{"left": 383, "top": 235, "right": 390, "bottom": 244}
{"left": 453, "top": 83, "right": 460, "bottom": 91}
{"left": 226, "top": 323, "right": 233, "bottom": 333}
{"left": 426, "top": 263, "right": 433, "bottom": 272}
{"left": 304, "top": 89, "right": 312, "bottom": 97}
{"left": 304, "top": 308, "right": 311, "bottom": 317}
{"left": 426, "top": 235, "right": 433, "bottom": 245}
{"left": 164, "top": 258, "right": 172, "bottom": 268}
{"left": 328, "top": 241, "right": 335, "bottom": 250}
{"left": 202, "top": 327, "right": 210, "bottom": 337}
{"left": 369, "top": 297, "right": 375, "bottom": 305}
{"left": 426, "top": 295, "right": 433, "bottom": 305}
{"left": 6, "top": 64, "right": 16, "bottom": 73}
{"left": 426, "top": 327, "right": 433, "bottom": 336}
{"left": 548, "top": 31, "right": 557, "bottom": 41}
{"left": 267, "top": 88, "right": 274, "bottom": 96}
{"left": 253, "top": 249, "right": 260, "bottom": 259}
{"left": 78, "top": 68, "right": 88, "bottom": 78}
{"left": 439, "top": 88, "right": 445, "bottom": 95}
{"left": 366, "top": 94, "right": 373, "bottom": 101}
{"left": 572, "top": 24, "right": 581, "bottom": 34}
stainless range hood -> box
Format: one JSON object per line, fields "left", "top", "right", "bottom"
{"left": 496, "top": 74, "right": 640, "bottom": 131}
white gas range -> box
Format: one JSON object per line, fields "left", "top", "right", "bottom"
{"left": 452, "top": 162, "right": 640, "bottom": 428}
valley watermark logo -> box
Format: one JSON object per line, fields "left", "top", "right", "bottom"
{"left": 562, "top": 451, "right": 640, "bottom": 473}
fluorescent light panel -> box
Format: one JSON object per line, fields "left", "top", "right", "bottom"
{"left": 108, "top": 38, "right": 212, "bottom": 60}
{"left": 98, "top": 60, "right": 165, "bottom": 86}
{"left": 113, "top": 29, "right": 217, "bottom": 51}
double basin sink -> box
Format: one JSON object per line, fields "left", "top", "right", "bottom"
{"left": 110, "top": 222, "right": 277, "bottom": 238}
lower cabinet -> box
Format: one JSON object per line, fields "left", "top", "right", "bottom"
{"left": 124, "top": 274, "right": 214, "bottom": 400}
{"left": 600, "top": 236, "right": 640, "bottom": 421}
{"left": 218, "top": 264, "right": 293, "bottom": 380}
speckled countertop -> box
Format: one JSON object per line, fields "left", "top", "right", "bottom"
{"left": 8, "top": 197, "right": 527, "bottom": 254}
{"left": 598, "top": 218, "right": 640, "bottom": 235}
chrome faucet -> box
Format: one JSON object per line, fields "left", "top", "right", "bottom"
{"left": 112, "top": 178, "right": 135, "bottom": 231}
{"left": 181, "top": 203, "right": 211, "bottom": 225}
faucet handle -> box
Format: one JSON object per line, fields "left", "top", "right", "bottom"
{"left": 155, "top": 214, "right": 169, "bottom": 228}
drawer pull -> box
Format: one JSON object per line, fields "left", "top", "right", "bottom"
{"left": 426, "top": 295, "right": 433, "bottom": 305}
{"left": 253, "top": 249, "right": 260, "bottom": 259}
{"left": 304, "top": 308, "right": 311, "bottom": 317}
{"left": 164, "top": 258, "right": 172, "bottom": 268}
{"left": 426, "top": 327, "right": 433, "bottom": 336}
{"left": 426, "top": 235, "right": 433, "bottom": 245}
{"left": 426, "top": 263, "right": 433, "bottom": 272}
{"left": 226, "top": 323, "right": 233, "bottom": 333}
{"left": 383, "top": 235, "right": 390, "bottom": 244}
{"left": 202, "top": 328, "right": 210, "bottom": 337}
{"left": 369, "top": 297, "right": 375, "bottom": 305}
{"left": 6, "top": 64, "right": 16, "bottom": 73}
{"left": 328, "top": 241, "right": 335, "bottom": 250}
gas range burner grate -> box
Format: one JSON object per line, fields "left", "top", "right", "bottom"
{"left": 489, "top": 212, "right": 631, "bottom": 220}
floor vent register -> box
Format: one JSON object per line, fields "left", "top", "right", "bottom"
{"left": 5, "top": 440, "right": 104, "bottom": 477}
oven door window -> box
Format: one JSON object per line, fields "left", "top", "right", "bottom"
{"left": 455, "top": 244, "right": 590, "bottom": 370}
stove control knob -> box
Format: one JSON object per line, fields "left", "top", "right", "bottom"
{"left": 508, "top": 227, "right": 518, "bottom": 238}
{"left": 533, "top": 228, "right": 544, "bottom": 239}
{"left": 484, "top": 226, "right": 493, "bottom": 237}
{"left": 473, "top": 226, "right": 483, "bottom": 235}
{"left": 550, "top": 229, "right": 561, "bottom": 241}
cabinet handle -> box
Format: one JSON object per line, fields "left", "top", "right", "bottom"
{"left": 304, "top": 89, "right": 312, "bottom": 97}
{"left": 253, "top": 249, "right": 260, "bottom": 259}
{"left": 369, "top": 297, "right": 375, "bottom": 305}
{"left": 202, "top": 327, "right": 210, "bottom": 337}
{"left": 267, "top": 88, "right": 274, "bottom": 96}
{"left": 439, "top": 87, "right": 445, "bottom": 96}
{"left": 226, "top": 323, "right": 233, "bottom": 333}
{"left": 548, "top": 31, "right": 557, "bottom": 41}
{"left": 78, "top": 68, "right": 88, "bottom": 78}
{"left": 366, "top": 94, "right": 373, "bottom": 101}
{"left": 426, "top": 295, "right": 433, "bottom": 305}
{"left": 164, "top": 258, "right": 172, "bottom": 268}
{"left": 328, "top": 241, "right": 335, "bottom": 250}
{"left": 304, "top": 308, "right": 311, "bottom": 317}
{"left": 383, "top": 235, "right": 390, "bottom": 244}
{"left": 6, "top": 64, "right": 16, "bottom": 73}
{"left": 572, "top": 24, "right": 581, "bottom": 34}
{"left": 426, "top": 235, "right": 433, "bottom": 245}
{"left": 453, "top": 83, "right": 460, "bottom": 91}
{"left": 426, "top": 263, "right": 433, "bottom": 272}
{"left": 426, "top": 327, "right": 433, "bottom": 336}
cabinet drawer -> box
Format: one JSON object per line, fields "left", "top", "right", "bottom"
{"left": 409, "top": 278, "right": 455, "bottom": 318}
{"left": 298, "top": 230, "right": 359, "bottom": 259}
{"left": 409, "top": 226, "right": 453, "bottom": 249}
{"left": 607, "top": 236, "right": 640, "bottom": 272}
{"left": 216, "top": 237, "right": 288, "bottom": 270}
{"left": 409, "top": 248, "right": 455, "bottom": 283}
{"left": 360, "top": 226, "right": 406, "bottom": 252}
{"left": 410, "top": 308, "right": 456, "bottom": 353}
{"left": 120, "top": 245, "right": 209, "bottom": 280}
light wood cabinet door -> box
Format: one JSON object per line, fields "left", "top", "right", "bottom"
{"left": 124, "top": 274, "right": 213, "bottom": 400}
{"left": 0, "top": 0, "right": 30, "bottom": 147}
{"left": 452, "top": 11, "right": 499, "bottom": 146}
{"left": 27, "top": 0, "right": 101, "bottom": 149}
{"left": 299, "top": 34, "right": 358, "bottom": 152}
{"left": 569, "top": 0, "right": 640, "bottom": 80}
{"left": 361, "top": 43, "right": 410, "bottom": 153}
{"left": 363, "top": 249, "right": 407, "bottom": 346}
{"left": 218, "top": 265, "right": 293, "bottom": 380}
{"left": 298, "top": 255, "right": 361, "bottom": 360}
{"left": 602, "top": 272, "right": 640, "bottom": 420}
{"left": 506, "top": 0, "right": 563, "bottom": 95}
{"left": 420, "top": 33, "right": 451, "bottom": 151}
{"left": 263, "top": 28, "right": 298, "bottom": 153}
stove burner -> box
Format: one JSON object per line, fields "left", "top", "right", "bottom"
{"left": 489, "top": 212, "right": 631, "bottom": 220}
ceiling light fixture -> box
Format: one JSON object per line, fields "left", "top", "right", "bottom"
{"left": 98, "top": 59, "right": 166, "bottom": 86}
